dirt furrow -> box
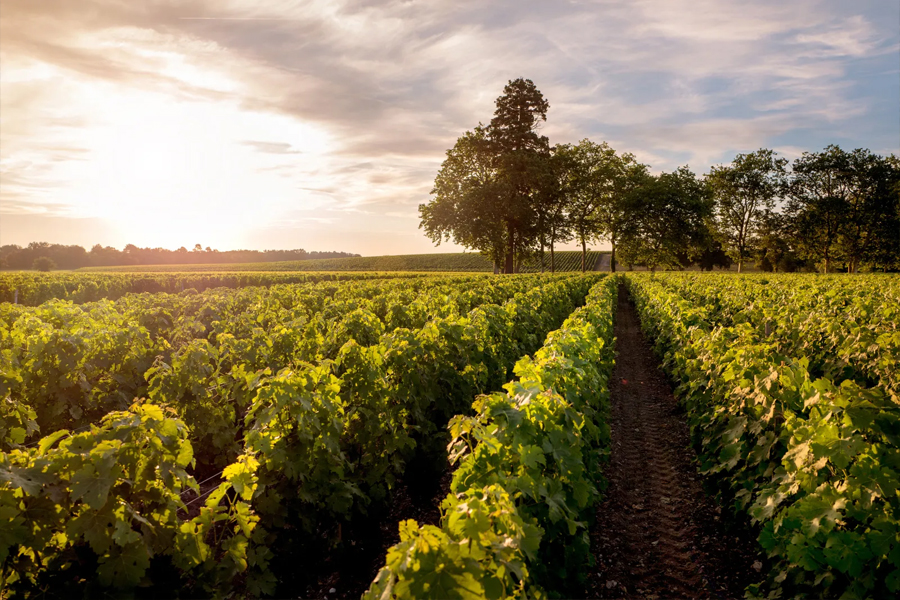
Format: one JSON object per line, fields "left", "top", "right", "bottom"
{"left": 585, "top": 284, "right": 759, "bottom": 599}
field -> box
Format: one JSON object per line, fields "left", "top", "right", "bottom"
{"left": 1, "top": 271, "right": 898, "bottom": 599}
{"left": 79, "top": 250, "right": 607, "bottom": 274}
{"left": 0, "top": 270, "right": 424, "bottom": 306}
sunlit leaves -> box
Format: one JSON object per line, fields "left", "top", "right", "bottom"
{"left": 365, "top": 277, "right": 617, "bottom": 599}
{"left": 628, "top": 272, "right": 900, "bottom": 598}
{"left": 1, "top": 401, "right": 261, "bottom": 597}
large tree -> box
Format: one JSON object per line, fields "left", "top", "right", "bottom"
{"left": 532, "top": 147, "right": 573, "bottom": 272}
{"left": 783, "top": 145, "right": 899, "bottom": 273}
{"left": 419, "top": 78, "right": 551, "bottom": 273}
{"left": 556, "top": 140, "right": 616, "bottom": 271}
{"left": 619, "top": 167, "right": 713, "bottom": 271}
{"left": 419, "top": 126, "right": 507, "bottom": 266}
{"left": 707, "top": 149, "right": 787, "bottom": 272}
{"left": 834, "top": 149, "right": 899, "bottom": 272}
{"left": 594, "top": 149, "right": 648, "bottom": 272}
{"left": 754, "top": 210, "right": 801, "bottom": 272}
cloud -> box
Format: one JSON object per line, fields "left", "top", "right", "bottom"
{"left": 0, "top": 0, "right": 897, "bottom": 252}
{"left": 240, "top": 140, "right": 303, "bottom": 154}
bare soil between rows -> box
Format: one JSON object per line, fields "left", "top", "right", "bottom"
{"left": 583, "top": 284, "right": 761, "bottom": 599}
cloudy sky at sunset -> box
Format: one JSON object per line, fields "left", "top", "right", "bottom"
{"left": 1, "top": 0, "right": 897, "bottom": 255}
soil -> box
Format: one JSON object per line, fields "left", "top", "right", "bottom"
{"left": 584, "top": 285, "right": 761, "bottom": 599}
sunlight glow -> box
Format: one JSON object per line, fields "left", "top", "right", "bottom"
{"left": 2, "top": 38, "right": 337, "bottom": 249}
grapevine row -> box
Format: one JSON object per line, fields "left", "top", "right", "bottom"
{"left": 0, "top": 271, "right": 425, "bottom": 306}
{"left": 79, "top": 251, "right": 606, "bottom": 275}
{"left": 626, "top": 274, "right": 900, "bottom": 598}
{"left": 2, "top": 274, "right": 534, "bottom": 458}
{"left": 1, "top": 273, "right": 604, "bottom": 597}
{"left": 364, "top": 276, "right": 617, "bottom": 599}
{"left": 647, "top": 273, "right": 900, "bottom": 398}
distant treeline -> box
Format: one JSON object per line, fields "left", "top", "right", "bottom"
{"left": 0, "top": 243, "right": 359, "bottom": 270}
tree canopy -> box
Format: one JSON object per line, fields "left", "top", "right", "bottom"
{"left": 420, "top": 78, "right": 552, "bottom": 272}
{"left": 708, "top": 149, "right": 787, "bottom": 272}
{"left": 420, "top": 79, "right": 899, "bottom": 274}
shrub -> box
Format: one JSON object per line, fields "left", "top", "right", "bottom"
{"left": 32, "top": 257, "right": 57, "bottom": 272}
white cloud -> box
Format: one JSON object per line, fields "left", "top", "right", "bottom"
{"left": 0, "top": 0, "right": 897, "bottom": 251}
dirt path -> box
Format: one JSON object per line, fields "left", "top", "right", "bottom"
{"left": 585, "top": 285, "right": 760, "bottom": 599}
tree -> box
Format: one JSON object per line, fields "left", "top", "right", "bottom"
{"left": 530, "top": 148, "right": 571, "bottom": 272}
{"left": 868, "top": 154, "right": 900, "bottom": 270}
{"left": 785, "top": 162, "right": 843, "bottom": 273}
{"left": 619, "top": 167, "right": 712, "bottom": 271}
{"left": 420, "top": 78, "right": 551, "bottom": 273}
{"left": 556, "top": 140, "right": 615, "bottom": 272}
{"left": 33, "top": 256, "right": 57, "bottom": 272}
{"left": 754, "top": 210, "right": 800, "bottom": 272}
{"left": 707, "top": 149, "right": 787, "bottom": 272}
{"left": 594, "top": 149, "right": 649, "bottom": 272}
{"left": 541, "top": 147, "right": 576, "bottom": 272}
{"left": 781, "top": 145, "right": 896, "bottom": 273}
{"left": 694, "top": 240, "right": 733, "bottom": 271}
{"left": 833, "top": 149, "right": 899, "bottom": 272}
{"left": 420, "top": 126, "right": 508, "bottom": 267}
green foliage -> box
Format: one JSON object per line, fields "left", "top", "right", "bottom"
{"left": 707, "top": 149, "right": 788, "bottom": 272}
{"left": 0, "top": 401, "right": 259, "bottom": 598}
{"left": 365, "top": 276, "right": 617, "bottom": 599}
{"left": 1, "top": 273, "right": 608, "bottom": 597}
{"left": 32, "top": 257, "right": 56, "bottom": 272}
{"left": 785, "top": 146, "right": 900, "bottom": 273}
{"left": 0, "top": 270, "right": 422, "bottom": 305}
{"left": 0, "top": 397, "right": 37, "bottom": 452}
{"left": 2, "top": 274, "right": 546, "bottom": 467}
{"left": 627, "top": 272, "right": 900, "bottom": 598}
{"left": 619, "top": 166, "right": 713, "bottom": 270}
{"left": 367, "top": 488, "right": 542, "bottom": 600}
{"left": 420, "top": 79, "right": 552, "bottom": 272}
{"left": 242, "top": 275, "right": 601, "bottom": 570}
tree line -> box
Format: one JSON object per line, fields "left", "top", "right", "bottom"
{"left": 420, "top": 78, "right": 900, "bottom": 273}
{"left": 0, "top": 243, "right": 359, "bottom": 271}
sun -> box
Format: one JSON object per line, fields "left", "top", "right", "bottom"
{"left": 39, "top": 84, "right": 336, "bottom": 250}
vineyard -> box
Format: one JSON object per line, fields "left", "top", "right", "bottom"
{"left": 1, "top": 271, "right": 899, "bottom": 598}
{"left": 80, "top": 250, "right": 607, "bottom": 274}
{"left": 0, "top": 271, "right": 424, "bottom": 306}
{"left": 625, "top": 273, "right": 900, "bottom": 598}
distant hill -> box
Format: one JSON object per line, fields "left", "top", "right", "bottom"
{"left": 82, "top": 251, "right": 609, "bottom": 273}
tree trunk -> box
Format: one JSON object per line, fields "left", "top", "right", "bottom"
{"left": 581, "top": 237, "right": 587, "bottom": 272}
{"left": 540, "top": 239, "right": 545, "bottom": 273}
{"left": 611, "top": 239, "right": 616, "bottom": 273}
{"left": 504, "top": 233, "right": 515, "bottom": 274}
{"left": 550, "top": 242, "right": 555, "bottom": 274}
{"left": 824, "top": 251, "right": 830, "bottom": 274}
{"left": 737, "top": 258, "right": 743, "bottom": 273}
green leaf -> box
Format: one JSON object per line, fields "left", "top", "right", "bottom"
{"left": 97, "top": 541, "right": 151, "bottom": 588}
{"left": 70, "top": 464, "right": 117, "bottom": 510}
{"left": 38, "top": 429, "right": 69, "bottom": 455}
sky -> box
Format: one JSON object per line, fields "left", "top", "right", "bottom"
{"left": 1, "top": 0, "right": 898, "bottom": 255}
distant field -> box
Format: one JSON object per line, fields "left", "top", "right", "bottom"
{"left": 81, "top": 250, "right": 607, "bottom": 273}
{"left": 0, "top": 271, "right": 426, "bottom": 306}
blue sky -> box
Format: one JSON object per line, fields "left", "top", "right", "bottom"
{"left": 1, "top": 0, "right": 897, "bottom": 254}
